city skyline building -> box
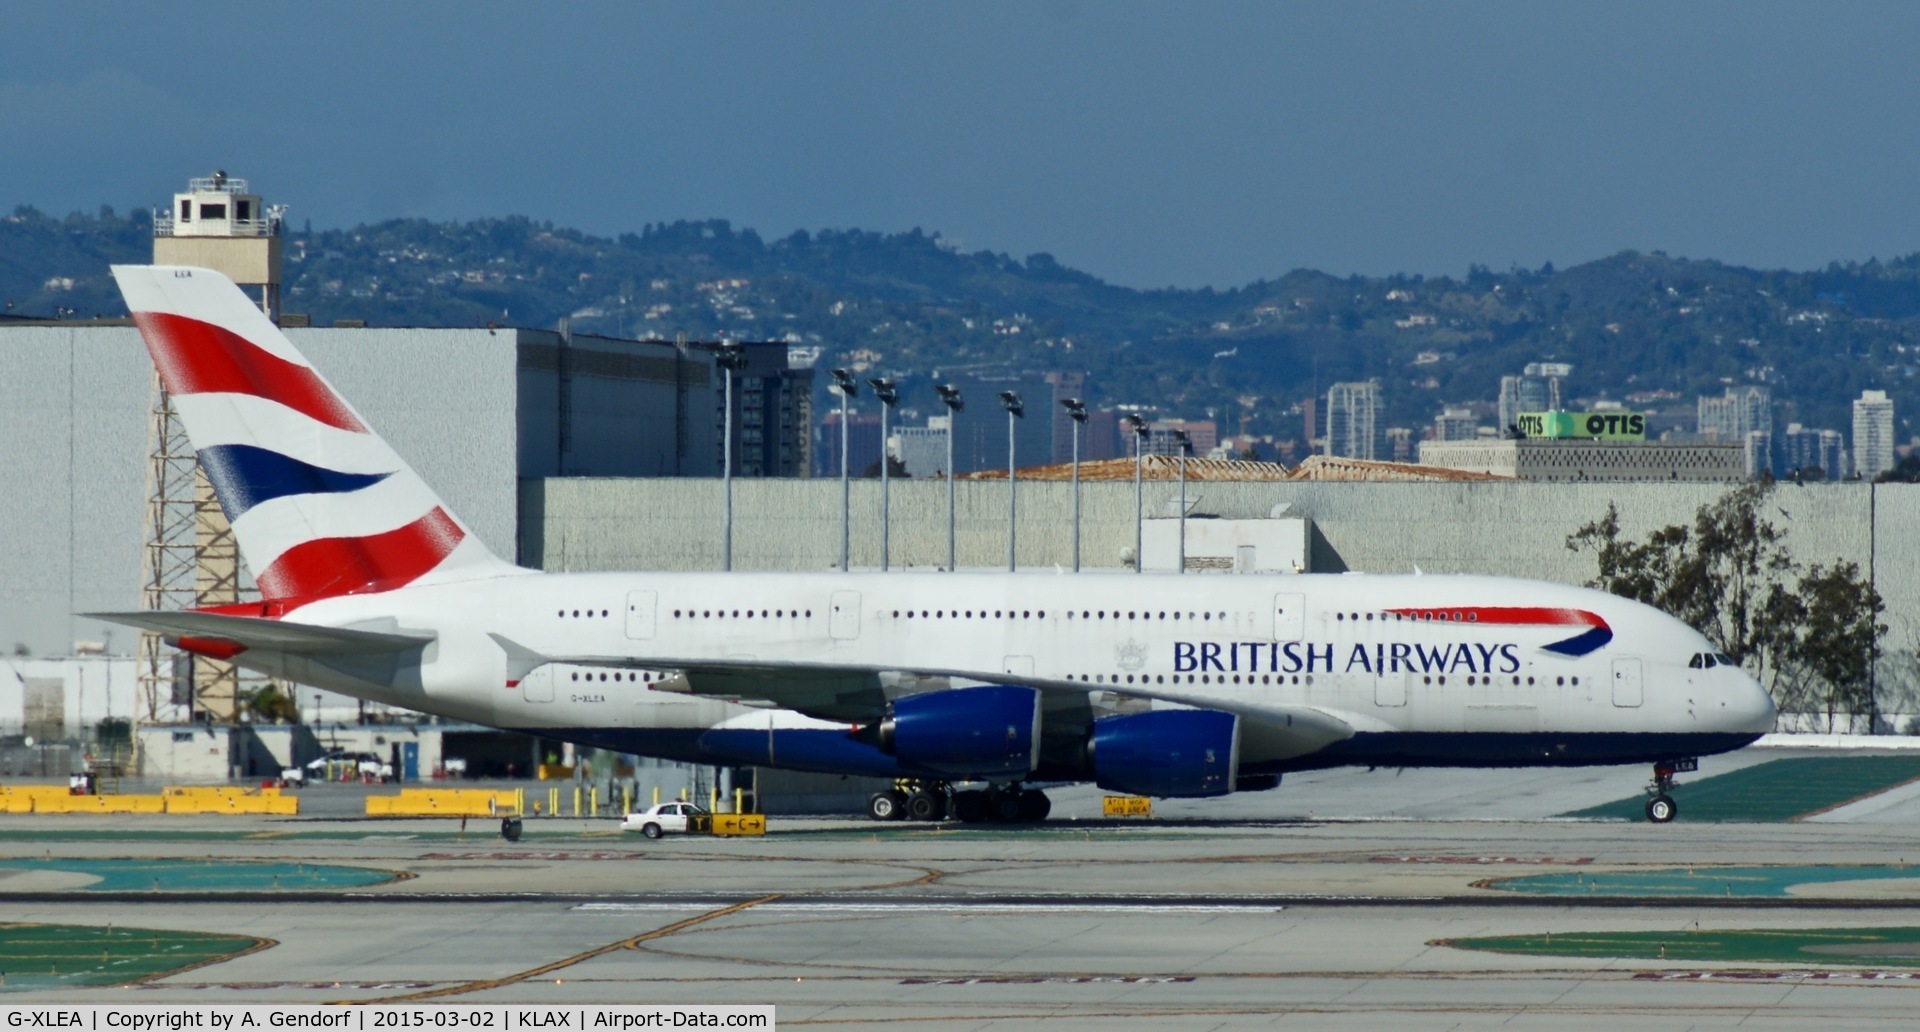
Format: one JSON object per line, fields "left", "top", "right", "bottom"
{"left": 817, "top": 410, "right": 884, "bottom": 478}
{"left": 716, "top": 342, "right": 814, "bottom": 478}
{"left": 1698, "top": 385, "right": 1774, "bottom": 476}
{"left": 1325, "top": 380, "right": 1381, "bottom": 460}
{"left": 1385, "top": 426, "right": 1413, "bottom": 463}
{"left": 1433, "top": 407, "right": 1479, "bottom": 442}
{"left": 1854, "top": 389, "right": 1897, "bottom": 478}
{"left": 1782, "top": 422, "right": 1845, "bottom": 480}
{"left": 1497, "top": 362, "right": 1569, "bottom": 434}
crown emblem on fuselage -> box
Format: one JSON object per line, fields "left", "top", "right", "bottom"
{"left": 1116, "top": 639, "right": 1148, "bottom": 671}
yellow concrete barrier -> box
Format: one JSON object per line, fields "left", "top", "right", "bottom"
{"left": 1, "top": 783, "right": 294, "bottom": 815}
{"left": 364, "top": 788, "right": 519, "bottom": 817}
{"left": 0, "top": 786, "right": 75, "bottom": 813}
{"left": 159, "top": 785, "right": 297, "bottom": 815}
{"left": 1102, "top": 795, "right": 1152, "bottom": 818}
{"left": 711, "top": 813, "right": 766, "bottom": 836}
{"left": 36, "top": 794, "right": 168, "bottom": 815}
{"left": 167, "top": 794, "right": 297, "bottom": 815}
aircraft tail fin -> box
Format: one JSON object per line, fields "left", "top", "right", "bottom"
{"left": 111, "top": 264, "right": 520, "bottom": 602}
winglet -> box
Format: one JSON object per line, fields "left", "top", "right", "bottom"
{"left": 488, "top": 633, "right": 552, "bottom": 686}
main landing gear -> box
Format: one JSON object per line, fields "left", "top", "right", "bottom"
{"left": 866, "top": 779, "right": 1051, "bottom": 824}
{"left": 1643, "top": 758, "right": 1698, "bottom": 823}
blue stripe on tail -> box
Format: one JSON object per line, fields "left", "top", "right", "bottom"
{"left": 198, "top": 443, "right": 392, "bottom": 519}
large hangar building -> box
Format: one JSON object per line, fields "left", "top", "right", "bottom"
{"left": 0, "top": 322, "right": 720, "bottom": 659}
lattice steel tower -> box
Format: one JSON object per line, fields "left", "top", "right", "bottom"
{"left": 135, "top": 172, "right": 286, "bottom": 739}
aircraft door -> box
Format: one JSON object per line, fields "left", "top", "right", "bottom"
{"left": 1375, "top": 670, "right": 1408, "bottom": 708}
{"left": 625, "top": 591, "right": 658, "bottom": 640}
{"left": 1611, "top": 659, "right": 1643, "bottom": 707}
{"left": 830, "top": 591, "right": 862, "bottom": 640}
{"left": 1272, "top": 593, "right": 1305, "bottom": 642}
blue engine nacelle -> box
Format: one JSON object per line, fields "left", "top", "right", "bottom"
{"left": 1090, "top": 709, "right": 1239, "bottom": 797}
{"left": 875, "top": 685, "right": 1041, "bottom": 778}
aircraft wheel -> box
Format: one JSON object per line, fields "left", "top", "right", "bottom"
{"left": 950, "top": 790, "right": 990, "bottom": 823}
{"left": 868, "top": 790, "right": 907, "bottom": 821}
{"left": 1645, "top": 794, "right": 1677, "bottom": 823}
{"left": 1018, "top": 789, "right": 1051, "bottom": 822}
{"left": 500, "top": 818, "right": 523, "bottom": 842}
{"left": 990, "top": 791, "right": 1025, "bottom": 823}
{"left": 905, "top": 790, "right": 945, "bottom": 822}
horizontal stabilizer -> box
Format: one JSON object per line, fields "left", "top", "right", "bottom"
{"left": 88, "top": 611, "right": 434, "bottom": 655}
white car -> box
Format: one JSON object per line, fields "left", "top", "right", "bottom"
{"left": 622, "top": 802, "right": 706, "bottom": 839}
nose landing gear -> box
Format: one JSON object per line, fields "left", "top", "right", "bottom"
{"left": 1644, "top": 758, "right": 1698, "bottom": 823}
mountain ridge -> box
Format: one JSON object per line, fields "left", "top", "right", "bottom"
{"left": 4, "top": 204, "right": 1913, "bottom": 443}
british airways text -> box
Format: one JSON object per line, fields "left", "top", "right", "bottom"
{"left": 1172, "top": 641, "right": 1524, "bottom": 675}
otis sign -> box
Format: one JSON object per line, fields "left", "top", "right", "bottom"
{"left": 1516, "top": 410, "right": 1645, "bottom": 440}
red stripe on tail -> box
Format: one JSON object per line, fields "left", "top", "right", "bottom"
{"left": 132, "top": 311, "right": 366, "bottom": 432}
{"left": 254, "top": 507, "right": 464, "bottom": 600}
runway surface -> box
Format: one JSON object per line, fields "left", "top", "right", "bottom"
{"left": 8, "top": 748, "right": 1920, "bottom": 1028}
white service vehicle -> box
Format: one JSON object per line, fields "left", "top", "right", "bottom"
{"left": 622, "top": 802, "right": 707, "bottom": 839}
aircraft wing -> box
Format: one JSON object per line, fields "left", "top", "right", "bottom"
{"left": 89, "top": 611, "right": 435, "bottom": 655}
{"left": 491, "top": 635, "right": 1353, "bottom": 761}
{"left": 671, "top": 659, "right": 1355, "bottom": 763}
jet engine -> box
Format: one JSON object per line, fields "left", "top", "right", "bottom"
{"left": 869, "top": 684, "right": 1041, "bottom": 778}
{"left": 1090, "top": 709, "right": 1239, "bottom": 797}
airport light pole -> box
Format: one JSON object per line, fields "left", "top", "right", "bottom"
{"left": 715, "top": 342, "right": 747, "bottom": 572}
{"left": 936, "top": 384, "right": 963, "bottom": 571}
{"left": 999, "top": 390, "right": 1023, "bottom": 572}
{"left": 867, "top": 378, "right": 898, "bottom": 572}
{"left": 1125, "top": 413, "right": 1149, "bottom": 573}
{"left": 830, "top": 369, "right": 859, "bottom": 572}
{"left": 1172, "top": 429, "right": 1191, "bottom": 575}
{"left": 1060, "top": 398, "right": 1087, "bottom": 572}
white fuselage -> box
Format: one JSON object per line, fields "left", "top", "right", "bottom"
{"left": 234, "top": 569, "right": 1775, "bottom": 779}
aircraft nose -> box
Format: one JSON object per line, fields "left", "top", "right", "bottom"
{"left": 1722, "top": 670, "right": 1777, "bottom": 734}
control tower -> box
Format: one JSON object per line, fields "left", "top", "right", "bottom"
{"left": 136, "top": 171, "right": 287, "bottom": 736}
{"left": 152, "top": 170, "right": 285, "bottom": 319}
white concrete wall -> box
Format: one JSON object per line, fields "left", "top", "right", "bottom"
{"left": 137, "top": 725, "right": 233, "bottom": 781}
{"left": 524, "top": 478, "right": 1920, "bottom": 708}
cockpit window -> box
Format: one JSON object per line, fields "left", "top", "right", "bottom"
{"left": 1714, "top": 653, "right": 1736, "bottom": 666}
{"left": 1689, "top": 653, "right": 1715, "bottom": 669}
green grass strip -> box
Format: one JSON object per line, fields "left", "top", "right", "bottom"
{"left": 0, "top": 858, "right": 395, "bottom": 892}
{"left": 1447, "top": 925, "right": 1920, "bottom": 967}
{"left": 0, "top": 922, "right": 262, "bottom": 991}
{"left": 1488, "top": 863, "right": 1920, "bottom": 898}
{"left": 1560, "top": 755, "right": 1920, "bottom": 822}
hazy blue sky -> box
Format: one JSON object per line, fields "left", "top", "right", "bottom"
{"left": 5, "top": 2, "right": 1917, "bottom": 288}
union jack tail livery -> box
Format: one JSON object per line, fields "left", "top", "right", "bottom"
{"left": 112, "top": 265, "right": 519, "bottom": 602}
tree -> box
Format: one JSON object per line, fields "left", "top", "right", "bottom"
{"left": 1567, "top": 483, "right": 1884, "bottom": 728}
{"left": 1565, "top": 483, "right": 1792, "bottom": 665}
{"left": 1876, "top": 454, "right": 1920, "bottom": 483}
{"left": 1783, "top": 562, "right": 1884, "bottom": 731}
{"left": 244, "top": 685, "right": 300, "bottom": 724}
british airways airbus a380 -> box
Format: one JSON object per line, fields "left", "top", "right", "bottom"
{"left": 97, "top": 266, "right": 1775, "bottom": 829}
